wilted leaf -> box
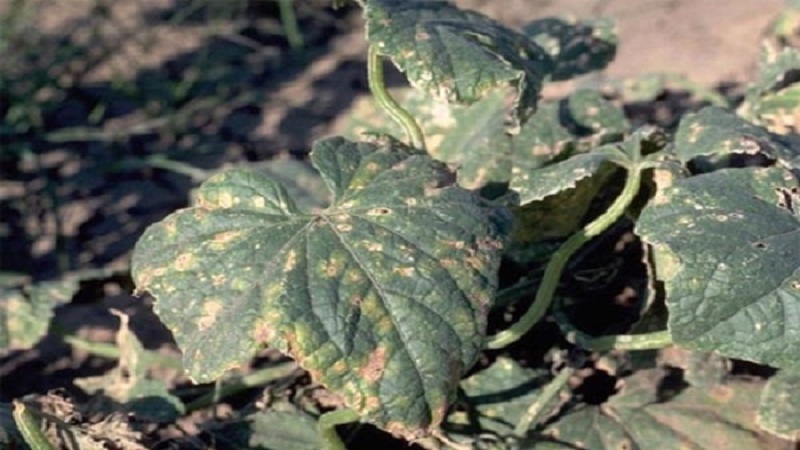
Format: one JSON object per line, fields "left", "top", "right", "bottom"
{"left": 674, "top": 106, "right": 795, "bottom": 172}
{"left": 757, "top": 369, "right": 800, "bottom": 440}
{"left": 446, "top": 357, "right": 549, "bottom": 437}
{"left": 363, "top": 0, "right": 552, "bottom": 131}
{"left": 522, "top": 16, "right": 617, "bottom": 81}
{"left": 636, "top": 167, "right": 800, "bottom": 369}
{"left": 132, "top": 136, "right": 511, "bottom": 438}
{"left": 75, "top": 311, "right": 185, "bottom": 423}
{"left": 539, "top": 369, "right": 771, "bottom": 449}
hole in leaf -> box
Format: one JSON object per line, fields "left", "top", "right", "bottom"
{"left": 574, "top": 368, "right": 617, "bottom": 405}
{"left": 752, "top": 241, "right": 768, "bottom": 250}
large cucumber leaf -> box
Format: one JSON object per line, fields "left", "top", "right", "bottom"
{"left": 538, "top": 369, "right": 772, "bottom": 449}
{"left": 362, "top": 0, "right": 552, "bottom": 131}
{"left": 132, "top": 136, "right": 511, "bottom": 438}
{"left": 636, "top": 167, "right": 800, "bottom": 369}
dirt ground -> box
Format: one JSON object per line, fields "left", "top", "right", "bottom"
{"left": 0, "top": 0, "right": 792, "bottom": 447}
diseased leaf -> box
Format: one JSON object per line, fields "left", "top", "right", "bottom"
{"left": 757, "top": 369, "right": 800, "bottom": 440}
{"left": 636, "top": 167, "right": 800, "bottom": 369}
{"left": 132, "top": 136, "right": 511, "bottom": 438}
{"left": 510, "top": 138, "right": 628, "bottom": 206}
{"left": 539, "top": 369, "right": 771, "bottom": 449}
{"left": 740, "top": 46, "right": 800, "bottom": 136}
{"left": 659, "top": 347, "right": 730, "bottom": 387}
{"left": 75, "top": 311, "right": 185, "bottom": 423}
{"left": 446, "top": 357, "right": 549, "bottom": 438}
{"left": 439, "top": 89, "right": 627, "bottom": 191}
{"left": 434, "top": 91, "right": 512, "bottom": 189}
{"left": 339, "top": 86, "right": 628, "bottom": 192}
{"left": 337, "top": 88, "right": 456, "bottom": 150}
{"left": 522, "top": 16, "right": 617, "bottom": 81}
{"left": 247, "top": 158, "right": 331, "bottom": 212}
{"left": 674, "top": 106, "right": 795, "bottom": 172}
{"left": 363, "top": 0, "right": 552, "bottom": 130}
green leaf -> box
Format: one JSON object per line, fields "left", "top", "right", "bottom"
{"left": 674, "top": 106, "right": 795, "bottom": 171}
{"left": 363, "top": 0, "right": 552, "bottom": 131}
{"left": 510, "top": 138, "right": 628, "bottom": 206}
{"left": 522, "top": 16, "right": 617, "bottom": 81}
{"left": 211, "top": 409, "right": 323, "bottom": 450}
{"left": 636, "top": 167, "right": 800, "bottom": 369}
{"left": 0, "top": 279, "right": 79, "bottom": 352}
{"left": 437, "top": 89, "right": 627, "bottom": 191}
{"left": 246, "top": 158, "right": 331, "bottom": 212}
{"left": 446, "top": 357, "right": 548, "bottom": 438}
{"left": 434, "top": 90, "right": 512, "bottom": 189}
{"left": 757, "top": 369, "right": 800, "bottom": 440}
{"left": 132, "top": 136, "right": 511, "bottom": 438}
{"left": 539, "top": 369, "right": 770, "bottom": 449}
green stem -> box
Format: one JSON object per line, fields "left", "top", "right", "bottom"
{"left": 514, "top": 366, "right": 574, "bottom": 437}
{"left": 319, "top": 408, "right": 360, "bottom": 450}
{"left": 184, "top": 361, "right": 299, "bottom": 412}
{"left": 555, "top": 308, "right": 673, "bottom": 351}
{"left": 277, "top": 0, "right": 304, "bottom": 51}
{"left": 12, "top": 401, "right": 55, "bottom": 450}
{"left": 367, "top": 46, "right": 426, "bottom": 150}
{"left": 486, "top": 166, "right": 643, "bottom": 349}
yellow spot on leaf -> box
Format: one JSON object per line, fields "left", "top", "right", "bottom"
{"left": 252, "top": 196, "right": 266, "bottom": 208}
{"left": 284, "top": 249, "right": 297, "bottom": 273}
{"left": 393, "top": 267, "right": 415, "bottom": 277}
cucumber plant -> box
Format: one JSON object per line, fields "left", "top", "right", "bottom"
{"left": 129, "top": 0, "right": 800, "bottom": 448}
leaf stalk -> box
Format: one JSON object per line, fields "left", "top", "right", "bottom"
{"left": 367, "top": 46, "right": 426, "bottom": 150}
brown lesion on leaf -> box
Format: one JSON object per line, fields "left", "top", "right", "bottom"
{"left": 359, "top": 346, "right": 388, "bottom": 384}
{"left": 367, "top": 207, "right": 392, "bottom": 216}
{"left": 365, "top": 242, "right": 383, "bottom": 252}
{"left": 197, "top": 300, "right": 224, "bottom": 331}
{"left": 441, "top": 239, "right": 466, "bottom": 250}
{"left": 211, "top": 274, "right": 225, "bottom": 287}
{"left": 323, "top": 258, "right": 345, "bottom": 278}
{"left": 174, "top": 253, "right": 196, "bottom": 272}
{"left": 687, "top": 122, "right": 704, "bottom": 143}
{"left": 349, "top": 294, "right": 362, "bottom": 306}
{"left": 440, "top": 258, "right": 457, "bottom": 270}
{"left": 392, "top": 267, "right": 415, "bottom": 277}
{"left": 253, "top": 318, "right": 276, "bottom": 344}
{"left": 134, "top": 266, "right": 167, "bottom": 288}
